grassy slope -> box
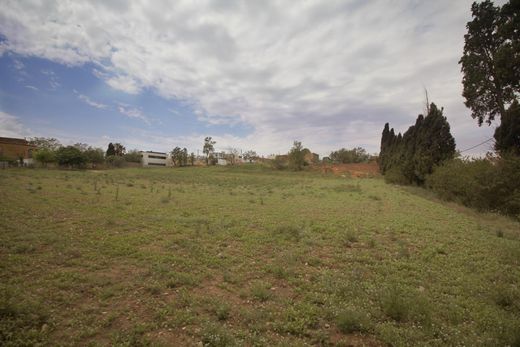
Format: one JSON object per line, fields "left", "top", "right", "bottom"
{"left": 0, "top": 166, "right": 519, "bottom": 346}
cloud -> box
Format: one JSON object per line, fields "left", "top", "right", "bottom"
{"left": 117, "top": 103, "right": 150, "bottom": 124}
{"left": 73, "top": 90, "right": 108, "bottom": 109}
{"left": 0, "top": 0, "right": 489, "bottom": 155}
{"left": 41, "top": 69, "right": 60, "bottom": 90}
{"left": 25, "top": 85, "right": 38, "bottom": 91}
{"left": 0, "top": 111, "right": 32, "bottom": 138}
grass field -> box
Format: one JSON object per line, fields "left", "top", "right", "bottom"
{"left": 1, "top": 166, "right": 519, "bottom": 346}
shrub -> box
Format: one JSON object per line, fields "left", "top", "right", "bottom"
{"left": 106, "top": 155, "right": 126, "bottom": 168}
{"left": 384, "top": 166, "right": 410, "bottom": 185}
{"left": 201, "top": 324, "right": 235, "bottom": 347}
{"left": 426, "top": 156, "right": 520, "bottom": 217}
{"left": 336, "top": 309, "right": 370, "bottom": 334}
{"left": 251, "top": 281, "right": 272, "bottom": 302}
{"left": 381, "top": 287, "right": 410, "bottom": 322}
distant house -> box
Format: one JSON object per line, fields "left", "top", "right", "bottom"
{"left": 0, "top": 137, "right": 37, "bottom": 166}
{"left": 140, "top": 151, "right": 172, "bottom": 167}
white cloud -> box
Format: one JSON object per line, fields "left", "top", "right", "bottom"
{"left": 73, "top": 90, "right": 108, "bottom": 109}
{"left": 25, "top": 85, "right": 38, "bottom": 91}
{"left": 0, "top": 111, "right": 32, "bottom": 138}
{"left": 117, "top": 103, "right": 150, "bottom": 124}
{"left": 0, "top": 0, "right": 492, "bottom": 155}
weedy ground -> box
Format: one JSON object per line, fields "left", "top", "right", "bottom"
{"left": 1, "top": 166, "right": 519, "bottom": 346}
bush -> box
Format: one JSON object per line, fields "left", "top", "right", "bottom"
{"left": 426, "top": 156, "right": 520, "bottom": 217}
{"left": 384, "top": 166, "right": 409, "bottom": 185}
{"left": 336, "top": 309, "right": 370, "bottom": 334}
{"left": 55, "top": 146, "right": 86, "bottom": 168}
{"left": 106, "top": 155, "right": 126, "bottom": 168}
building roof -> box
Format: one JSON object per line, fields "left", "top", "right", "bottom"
{"left": 140, "top": 151, "right": 167, "bottom": 155}
{"left": 0, "top": 137, "right": 36, "bottom": 147}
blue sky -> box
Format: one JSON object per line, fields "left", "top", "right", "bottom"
{"left": 0, "top": 53, "right": 253, "bottom": 154}
{"left": 0, "top": 0, "right": 498, "bottom": 156}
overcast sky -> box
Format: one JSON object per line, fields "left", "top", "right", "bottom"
{"left": 0, "top": 0, "right": 500, "bottom": 156}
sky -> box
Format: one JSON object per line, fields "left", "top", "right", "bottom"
{"left": 0, "top": 0, "right": 501, "bottom": 157}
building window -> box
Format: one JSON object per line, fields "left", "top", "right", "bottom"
{"left": 148, "top": 155, "right": 167, "bottom": 159}
{"left": 147, "top": 162, "right": 166, "bottom": 166}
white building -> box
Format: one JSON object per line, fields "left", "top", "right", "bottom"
{"left": 140, "top": 151, "right": 172, "bottom": 167}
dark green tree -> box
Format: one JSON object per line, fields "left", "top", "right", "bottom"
{"left": 495, "top": 99, "right": 520, "bottom": 155}
{"left": 460, "top": 0, "right": 519, "bottom": 126}
{"left": 55, "top": 146, "right": 86, "bottom": 168}
{"left": 84, "top": 147, "right": 105, "bottom": 165}
{"left": 106, "top": 143, "right": 115, "bottom": 157}
{"left": 379, "top": 103, "right": 455, "bottom": 185}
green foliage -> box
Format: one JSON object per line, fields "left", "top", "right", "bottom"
{"left": 460, "top": 0, "right": 519, "bottom": 126}
{"left": 201, "top": 324, "right": 235, "bottom": 347}
{"left": 171, "top": 147, "right": 189, "bottom": 167}
{"left": 330, "top": 147, "right": 369, "bottom": 164}
{"left": 288, "top": 141, "right": 305, "bottom": 171}
{"left": 426, "top": 155, "right": 520, "bottom": 216}
{"left": 106, "top": 155, "right": 126, "bottom": 168}
{"left": 124, "top": 150, "right": 142, "bottom": 163}
{"left": 29, "top": 137, "right": 61, "bottom": 151}
{"left": 55, "top": 146, "right": 86, "bottom": 168}
{"left": 380, "top": 103, "right": 456, "bottom": 185}
{"left": 336, "top": 309, "right": 370, "bottom": 334}
{"left": 33, "top": 148, "right": 56, "bottom": 166}
{"left": 495, "top": 99, "right": 520, "bottom": 155}
{"left": 83, "top": 147, "right": 105, "bottom": 164}
{"left": 271, "top": 156, "right": 288, "bottom": 170}
{"left": 203, "top": 137, "right": 216, "bottom": 165}
{"left": 106, "top": 142, "right": 116, "bottom": 157}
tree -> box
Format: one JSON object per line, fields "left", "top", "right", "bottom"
{"left": 190, "top": 152, "right": 195, "bottom": 166}
{"left": 84, "top": 147, "right": 104, "bottom": 165}
{"left": 288, "top": 141, "right": 305, "bottom": 171}
{"left": 330, "top": 147, "right": 369, "bottom": 164}
{"left": 124, "top": 149, "right": 142, "bottom": 163}
{"left": 243, "top": 150, "right": 257, "bottom": 163}
{"left": 55, "top": 146, "right": 86, "bottom": 168}
{"left": 460, "top": 0, "right": 519, "bottom": 126}
{"left": 203, "top": 137, "right": 216, "bottom": 165}
{"left": 182, "top": 148, "right": 188, "bottom": 166}
{"left": 226, "top": 148, "right": 240, "bottom": 165}
{"left": 113, "top": 143, "right": 126, "bottom": 156}
{"left": 379, "top": 102, "right": 456, "bottom": 185}
{"left": 106, "top": 143, "right": 115, "bottom": 157}
{"left": 495, "top": 99, "right": 520, "bottom": 155}
{"left": 29, "top": 137, "right": 61, "bottom": 151}
{"left": 34, "top": 148, "right": 56, "bottom": 167}
{"left": 171, "top": 147, "right": 182, "bottom": 166}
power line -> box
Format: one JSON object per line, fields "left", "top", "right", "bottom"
{"left": 459, "top": 137, "right": 494, "bottom": 153}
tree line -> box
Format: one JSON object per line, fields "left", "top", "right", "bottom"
{"left": 378, "top": 0, "right": 519, "bottom": 217}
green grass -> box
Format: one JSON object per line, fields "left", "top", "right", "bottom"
{"left": 1, "top": 166, "right": 520, "bottom": 346}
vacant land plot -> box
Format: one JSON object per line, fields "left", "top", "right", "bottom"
{"left": 1, "top": 166, "right": 519, "bottom": 346}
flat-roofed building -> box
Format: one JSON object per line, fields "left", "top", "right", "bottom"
{"left": 140, "top": 151, "right": 171, "bottom": 167}
{"left": 0, "top": 137, "right": 37, "bottom": 165}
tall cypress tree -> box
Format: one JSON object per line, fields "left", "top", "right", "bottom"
{"left": 379, "top": 102, "right": 456, "bottom": 185}
{"left": 106, "top": 143, "right": 115, "bottom": 157}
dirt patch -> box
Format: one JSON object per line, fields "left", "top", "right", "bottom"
{"left": 315, "top": 163, "right": 380, "bottom": 177}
